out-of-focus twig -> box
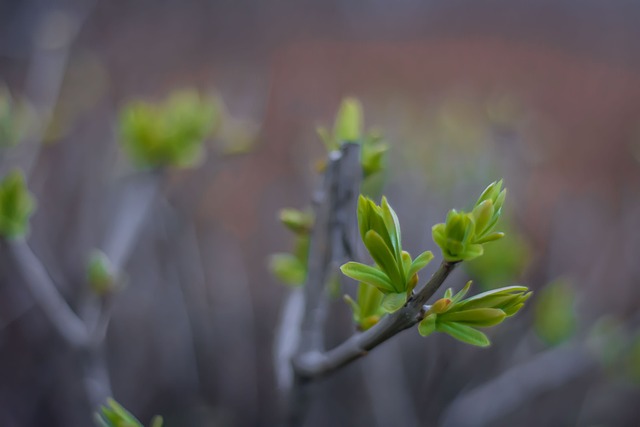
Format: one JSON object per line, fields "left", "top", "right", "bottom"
{"left": 439, "top": 341, "right": 595, "bottom": 427}
{"left": 283, "top": 142, "right": 361, "bottom": 425}
{"left": 8, "top": 239, "right": 89, "bottom": 348}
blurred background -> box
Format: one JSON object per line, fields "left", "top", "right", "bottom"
{"left": 2, "top": 0, "right": 640, "bottom": 426}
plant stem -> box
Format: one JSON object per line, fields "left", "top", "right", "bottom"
{"left": 292, "top": 260, "right": 457, "bottom": 380}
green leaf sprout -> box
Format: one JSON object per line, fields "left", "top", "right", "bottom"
{"left": 418, "top": 282, "right": 531, "bottom": 347}
{"left": 0, "top": 169, "right": 36, "bottom": 239}
{"left": 432, "top": 180, "right": 506, "bottom": 262}
{"left": 340, "top": 195, "right": 434, "bottom": 313}
{"left": 94, "top": 398, "right": 163, "bottom": 427}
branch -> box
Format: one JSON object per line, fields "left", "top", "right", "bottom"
{"left": 293, "top": 260, "right": 457, "bottom": 379}
{"left": 439, "top": 341, "right": 594, "bottom": 427}
{"left": 8, "top": 239, "right": 89, "bottom": 348}
{"left": 295, "top": 143, "right": 362, "bottom": 356}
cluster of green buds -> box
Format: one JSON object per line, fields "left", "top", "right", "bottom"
{"left": 269, "top": 208, "right": 314, "bottom": 287}
{"left": 119, "top": 90, "right": 218, "bottom": 169}
{"left": 316, "top": 97, "right": 388, "bottom": 179}
{"left": 343, "top": 282, "right": 386, "bottom": 331}
{"left": 432, "top": 180, "right": 506, "bottom": 262}
{"left": 87, "top": 250, "right": 125, "bottom": 296}
{"left": 418, "top": 281, "right": 531, "bottom": 346}
{"left": 0, "top": 169, "right": 36, "bottom": 239}
{"left": 95, "top": 398, "right": 162, "bottom": 427}
{"left": 341, "top": 195, "right": 434, "bottom": 313}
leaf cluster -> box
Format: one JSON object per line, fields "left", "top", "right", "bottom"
{"left": 119, "top": 90, "right": 217, "bottom": 169}
{"left": 0, "top": 169, "right": 36, "bottom": 239}
{"left": 317, "top": 97, "right": 388, "bottom": 178}
{"left": 418, "top": 282, "right": 531, "bottom": 346}
{"left": 94, "top": 398, "right": 162, "bottom": 427}
{"left": 341, "top": 196, "right": 433, "bottom": 313}
{"left": 269, "top": 208, "right": 313, "bottom": 287}
{"left": 432, "top": 180, "right": 506, "bottom": 262}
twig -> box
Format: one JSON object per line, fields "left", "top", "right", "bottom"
{"left": 8, "top": 239, "right": 89, "bottom": 348}
{"left": 439, "top": 341, "right": 594, "bottom": 427}
{"left": 282, "top": 143, "right": 361, "bottom": 425}
{"left": 292, "top": 260, "right": 457, "bottom": 380}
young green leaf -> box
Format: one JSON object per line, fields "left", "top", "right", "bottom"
{"left": 443, "top": 308, "right": 506, "bottom": 327}
{"left": 340, "top": 262, "right": 395, "bottom": 293}
{"left": 408, "top": 250, "right": 434, "bottom": 279}
{"left": 418, "top": 313, "right": 437, "bottom": 337}
{"left": 381, "top": 292, "right": 406, "bottom": 313}
{"left": 438, "top": 321, "right": 491, "bottom": 347}
{"left": 363, "top": 230, "right": 403, "bottom": 290}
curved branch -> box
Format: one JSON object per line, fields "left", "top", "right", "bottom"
{"left": 293, "top": 260, "right": 457, "bottom": 379}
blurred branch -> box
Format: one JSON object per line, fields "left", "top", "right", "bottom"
{"left": 283, "top": 142, "right": 361, "bottom": 425}
{"left": 8, "top": 239, "right": 89, "bottom": 348}
{"left": 439, "top": 341, "right": 595, "bottom": 427}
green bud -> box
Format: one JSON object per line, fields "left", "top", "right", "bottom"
{"left": 430, "top": 298, "right": 453, "bottom": 314}
{"left": 87, "top": 250, "right": 118, "bottom": 296}
{"left": 0, "top": 169, "right": 36, "bottom": 239}
{"left": 333, "top": 97, "right": 362, "bottom": 143}
{"left": 269, "top": 253, "right": 306, "bottom": 287}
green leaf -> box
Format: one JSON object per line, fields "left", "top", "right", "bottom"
{"left": 418, "top": 313, "right": 437, "bottom": 337}
{"left": 94, "top": 398, "right": 144, "bottom": 427}
{"left": 443, "top": 308, "right": 506, "bottom": 327}
{"left": 381, "top": 292, "right": 406, "bottom": 313}
{"left": 438, "top": 322, "right": 491, "bottom": 347}
{"left": 363, "top": 230, "right": 403, "bottom": 291}
{"left": 474, "top": 232, "right": 505, "bottom": 244}
{"left": 340, "top": 262, "right": 395, "bottom": 293}
{"left": 357, "top": 282, "right": 385, "bottom": 319}
{"left": 380, "top": 196, "right": 402, "bottom": 262}
{"left": 150, "top": 416, "right": 164, "bottom": 427}
{"left": 461, "top": 243, "right": 484, "bottom": 261}
{"left": 408, "top": 250, "right": 434, "bottom": 278}
{"left": 343, "top": 294, "right": 360, "bottom": 322}
{"left": 452, "top": 286, "right": 529, "bottom": 311}
{"left": 450, "top": 281, "right": 472, "bottom": 303}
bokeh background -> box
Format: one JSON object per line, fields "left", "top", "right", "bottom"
{"left": 2, "top": 1, "right": 640, "bottom": 426}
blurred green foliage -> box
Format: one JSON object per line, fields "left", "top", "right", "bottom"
{"left": 465, "top": 224, "right": 531, "bottom": 290}
{"left": 87, "top": 250, "right": 121, "bottom": 296}
{"left": 119, "top": 90, "right": 218, "bottom": 169}
{"left": 534, "top": 278, "right": 577, "bottom": 346}
{"left": 269, "top": 208, "right": 312, "bottom": 287}
{"left": 317, "top": 97, "right": 388, "bottom": 180}
{"left": 0, "top": 86, "right": 35, "bottom": 148}
{"left": 95, "top": 398, "right": 162, "bottom": 427}
{"left": 0, "top": 169, "right": 36, "bottom": 239}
